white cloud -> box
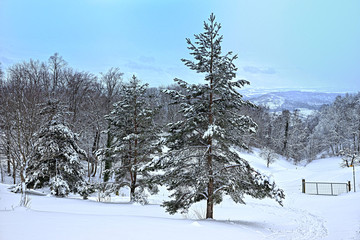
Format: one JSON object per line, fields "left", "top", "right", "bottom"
{"left": 243, "top": 66, "right": 276, "bottom": 74}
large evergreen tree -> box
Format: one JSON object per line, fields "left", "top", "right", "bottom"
{"left": 155, "top": 14, "right": 284, "bottom": 219}
{"left": 107, "top": 75, "right": 160, "bottom": 203}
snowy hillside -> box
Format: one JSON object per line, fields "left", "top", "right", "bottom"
{"left": 242, "top": 90, "right": 344, "bottom": 115}
{"left": 1, "top": 151, "right": 359, "bottom": 240}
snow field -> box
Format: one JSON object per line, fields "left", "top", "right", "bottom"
{"left": 0, "top": 150, "right": 359, "bottom": 240}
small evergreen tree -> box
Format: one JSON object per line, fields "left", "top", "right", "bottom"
{"left": 154, "top": 14, "right": 284, "bottom": 219}
{"left": 107, "top": 75, "right": 160, "bottom": 203}
{"left": 27, "top": 101, "right": 88, "bottom": 197}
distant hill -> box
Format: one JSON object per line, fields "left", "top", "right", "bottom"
{"left": 242, "top": 90, "right": 345, "bottom": 115}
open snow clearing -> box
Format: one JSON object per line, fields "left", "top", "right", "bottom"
{"left": 1, "top": 151, "right": 359, "bottom": 240}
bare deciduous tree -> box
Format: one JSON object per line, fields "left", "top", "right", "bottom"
{"left": 48, "top": 53, "right": 67, "bottom": 94}
{"left": 260, "top": 147, "right": 278, "bottom": 168}
{"left": 4, "top": 61, "right": 45, "bottom": 205}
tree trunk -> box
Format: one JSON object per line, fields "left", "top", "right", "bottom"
{"left": 87, "top": 154, "right": 91, "bottom": 181}
{"left": 91, "top": 130, "right": 100, "bottom": 177}
{"left": 330, "top": 145, "right": 335, "bottom": 156}
{"left": 12, "top": 161, "right": 16, "bottom": 184}
{"left": 130, "top": 94, "right": 138, "bottom": 203}
{"left": 283, "top": 118, "right": 289, "bottom": 156}
{"left": 7, "top": 159, "right": 11, "bottom": 175}
{"left": 91, "top": 157, "right": 97, "bottom": 177}
{"left": 19, "top": 159, "right": 28, "bottom": 206}
{"left": 206, "top": 172, "right": 214, "bottom": 219}
{"left": 130, "top": 178, "right": 136, "bottom": 202}
{"left": 6, "top": 141, "right": 11, "bottom": 174}
{"left": 0, "top": 160, "right": 4, "bottom": 183}
{"left": 206, "top": 132, "right": 214, "bottom": 219}
{"left": 206, "top": 39, "right": 214, "bottom": 219}
{"left": 104, "top": 128, "right": 113, "bottom": 182}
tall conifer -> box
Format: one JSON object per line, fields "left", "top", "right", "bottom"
{"left": 157, "top": 14, "right": 284, "bottom": 218}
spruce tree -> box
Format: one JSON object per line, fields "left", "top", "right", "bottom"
{"left": 107, "top": 75, "right": 160, "bottom": 203}
{"left": 27, "top": 101, "right": 88, "bottom": 197}
{"left": 156, "top": 13, "right": 284, "bottom": 218}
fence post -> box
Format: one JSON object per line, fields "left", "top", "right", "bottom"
{"left": 316, "top": 183, "right": 319, "bottom": 194}
{"left": 353, "top": 165, "right": 356, "bottom": 192}
{"left": 331, "top": 183, "right": 333, "bottom": 195}
{"left": 302, "top": 179, "right": 305, "bottom": 193}
{"left": 348, "top": 181, "right": 351, "bottom": 192}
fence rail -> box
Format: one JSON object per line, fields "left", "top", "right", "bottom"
{"left": 302, "top": 179, "right": 351, "bottom": 196}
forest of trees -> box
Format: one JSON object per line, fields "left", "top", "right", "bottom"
{"left": 0, "top": 14, "right": 359, "bottom": 218}
{"left": 251, "top": 94, "right": 360, "bottom": 163}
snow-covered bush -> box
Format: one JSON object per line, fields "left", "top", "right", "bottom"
{"left": 132, "top": 188, "right": 149, "bottom": 205}
{"left": 50, "top": 176, "right": 70, "bottom": 197}
{"left": 76, "top": 182, "right": 96, "bottom": 199}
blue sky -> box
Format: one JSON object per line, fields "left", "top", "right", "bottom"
{"left": 1, "top": 0, "right": 359, "bottom": 92}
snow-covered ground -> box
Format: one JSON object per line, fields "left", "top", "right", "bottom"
{"left": 1, "top": 151, "right": 359, "bottom": 240}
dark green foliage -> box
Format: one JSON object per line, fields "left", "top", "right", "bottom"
{"left": 106, "top": 75, "right": 160, "bottom": 202}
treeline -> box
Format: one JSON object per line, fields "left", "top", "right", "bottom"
{"left": 251, "top": 93, "right": 360, "bottom": 163}
{"left": 0, "top": 53, "right": 359, "bottom": 199}
{"left": 0, "top": 54, "right": 188, "bottom": 202}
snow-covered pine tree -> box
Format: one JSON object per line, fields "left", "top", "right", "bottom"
{"left": 27, "top": 101, "right": 88, "bottom": 197}
{"left": 107, "top": 75, "right": 160, "bottom": 203}
{"left": 156, "top": 13, "right": 284, "bottom": 219}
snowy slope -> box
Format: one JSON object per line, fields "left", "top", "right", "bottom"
{"left": 0, "top": 151, "right": 359, "bottom": 240}
{"left": 236, "top": 151, "right": 360, "bottom": 239}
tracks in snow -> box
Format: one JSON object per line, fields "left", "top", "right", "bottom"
{"left": 245, "top": 203, "right": 328, "bottom": 240}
